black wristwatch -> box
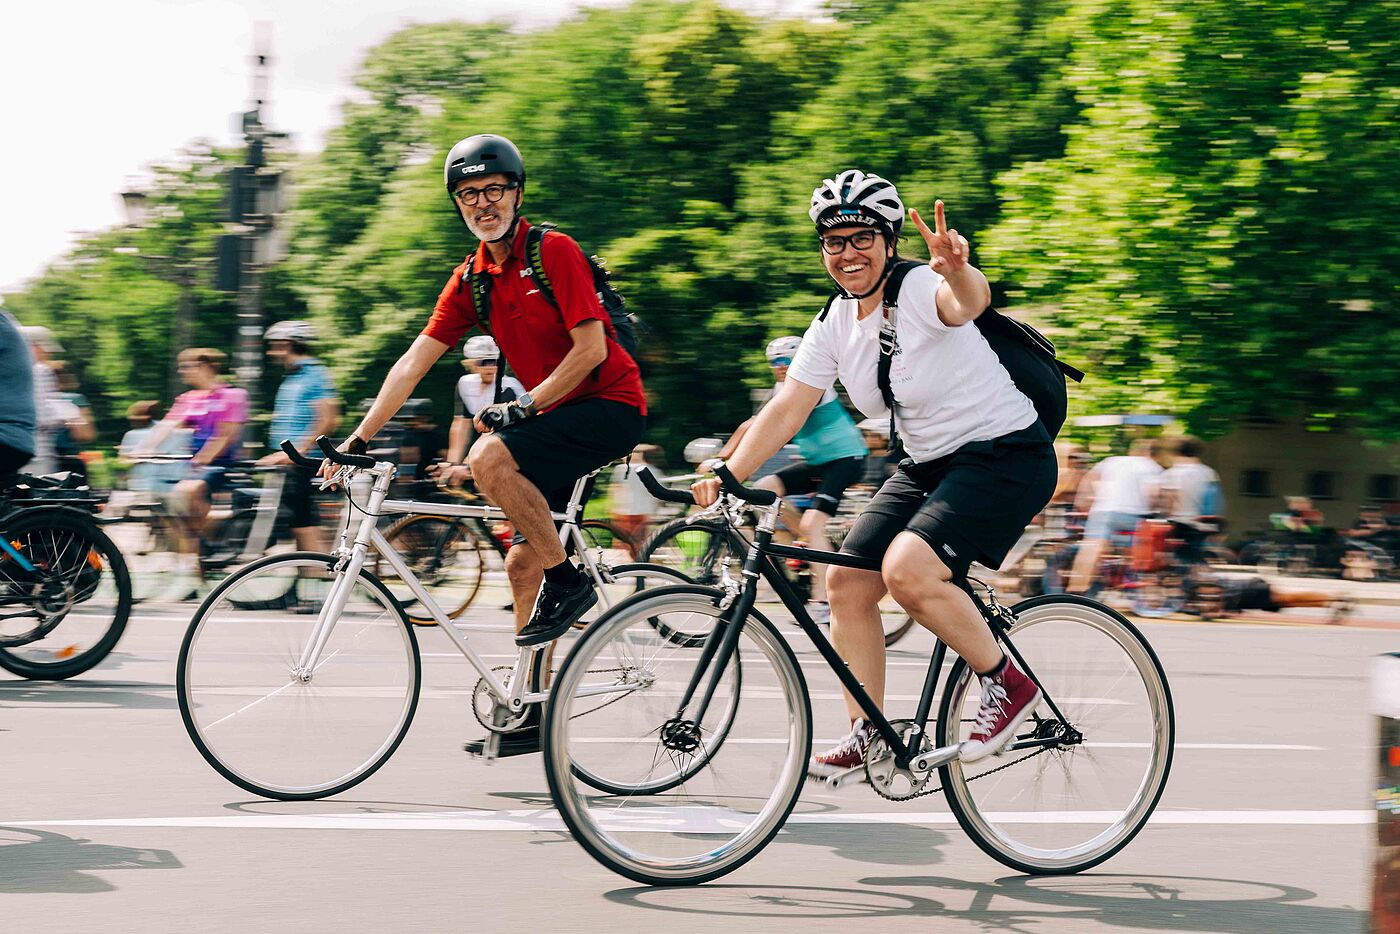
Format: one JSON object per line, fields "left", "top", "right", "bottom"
{"left": 517, "top": 391, "right": 538, "bottom": 417}
{"left": 346, "top": 434, "right": 369, "bottom": 456}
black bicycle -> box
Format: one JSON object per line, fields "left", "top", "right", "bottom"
{"left": 0, "top": 473, "right": 131, "bottom": 679}
{"left": 543, "top": 466, "right": 1175, "bottom": 886}
{"left": 640, "top": 489, "right": 915, "bottom": 646}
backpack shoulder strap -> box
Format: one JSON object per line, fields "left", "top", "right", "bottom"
{"left": 459, "top": 265, "right": 493, "bottom": 334}
{"left": 875, "top": 260, "right": 924, "bottom": 440}
{"left": 525, "top": 223, "right": 559, "bottom": 308}
{"left": 817, "top": 292, "right": 840, "bottom": 322}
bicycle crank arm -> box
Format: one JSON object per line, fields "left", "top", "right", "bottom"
{"left": 909, "top": 743, "right": 963, "bottom": 772}
{"left": 806, "top": 764, "right": 866, "bottom": 790}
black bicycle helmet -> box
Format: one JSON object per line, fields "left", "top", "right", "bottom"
{"left": 444, "top": 134, "right": 525, "bottom": 192}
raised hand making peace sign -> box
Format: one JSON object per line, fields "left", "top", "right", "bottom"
{"left": 909, "top": 200, "right": 970, "bottom": 278}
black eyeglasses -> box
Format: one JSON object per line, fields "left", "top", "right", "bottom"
{"left": 452, "top": 182, "right": 518, "bottom": 206}
{"left": 819, "top": 229, "right": 879, "bottom": 254}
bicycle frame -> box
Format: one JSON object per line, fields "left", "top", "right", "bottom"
{"left": 676, "top": 496, "right": 1075, "bottom": 770}
{"left": 294, "top": 461, "right": 635, "bottom": 715}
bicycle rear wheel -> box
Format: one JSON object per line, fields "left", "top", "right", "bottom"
{"left": 376, "top": 515, "right": 486, "bottom": 624}
{"left": 544, "top": 585, "right": 811, "bottom": 886}
{"left": 0, "top": 508, "right": 131, "bottom": 679}
{"left": 936, "top": 594, "right": 1173, "bottom": 874}
{"left": 177, "top": 552, "right": 421, "bottom": 800}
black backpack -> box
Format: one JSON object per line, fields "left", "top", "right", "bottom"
{"left": 462, "top": 223, "right": 642, "bottom": 362}
{"left": 820, "top": 259, "right": 1084, "bottom": 441}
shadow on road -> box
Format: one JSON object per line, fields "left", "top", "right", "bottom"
{"left": 0, "top": 679, "right": 176, "bottom": 710}
{"left": 607, "top": 872, "right": 1360, "bottom": 930}
{"left": 0, "top": 826, "right": 181, "bottom": 894}
{"left": 859, "top": 873, "right": 1363, "bottom": 932}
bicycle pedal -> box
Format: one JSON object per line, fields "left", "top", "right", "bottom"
{"left": 806, "top": 764, "right": 867, "bottom": 791}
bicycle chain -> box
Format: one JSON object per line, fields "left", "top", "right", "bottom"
{"left": 868, "top": 740, "right": 1054, "bottom": 802}
{"left": 473, "top": 664, "right": 637, "bottom": 730}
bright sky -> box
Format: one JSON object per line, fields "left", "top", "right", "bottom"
{"left": 1, "top": 0, "right": 820, "bottom": 293}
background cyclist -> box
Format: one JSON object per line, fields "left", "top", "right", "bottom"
{"left": 257, "top": 320, "right": 340, "bottom": 553}
{"left": 441, "top": 334, "right": 525, "bottom": 473}
{"left": 693, "top": 170, "right": 1056, "bottom": 777}
{"left": 321, "top": 133, "right": 646, "bottom": 757}
{"left": 704, "top": 334, "right": 867, "bottom": 623}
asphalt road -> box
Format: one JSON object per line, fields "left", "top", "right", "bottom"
{"left": 0, "top": 584, "right": 1390, "bottom": 934}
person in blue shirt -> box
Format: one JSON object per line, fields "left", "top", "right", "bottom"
{"left": 257, "top": 321, "right": 340, "bottom": 551}
{"left": 704, "top": 335, "right": 868, "bottom": 623}
{"left": 0, "top": 308, "right": 37, "bottom": 476}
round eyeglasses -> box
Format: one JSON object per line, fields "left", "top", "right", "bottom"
{"left": 452, "top": 182, "right": 519, "bottom": 206}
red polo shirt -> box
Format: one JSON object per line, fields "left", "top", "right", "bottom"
{"left": 423, "top": 218, "right": 646, "bottom": 415}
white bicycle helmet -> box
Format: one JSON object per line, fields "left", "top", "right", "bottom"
{"left": 464, "top": 335, "right": 500, "bottom": 361}
{"left": 263, "top": 319, "right": 318, "bottom": 344}
{"left": 765, "top": 336, "right": 802, "bottom": 364}
{"left": 809, "top": 170, "right": 905, "bottom": 235}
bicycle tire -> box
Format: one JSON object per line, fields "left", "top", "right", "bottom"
{"left": 377, "top": 514, "right": 486, "bottom": 624}
{"left": 543, "top": 584, "right": 811, "bottom": 886}
{"left": 640, "top": 518, "right": 749, "bottom": 646}
{"left": 580, "top": 518, "right": 638, "bottom": 561}
{"left": 177, "top": 551, "right": 421, "bottom": 800}
{"left": 935, "top": 593, "right": 1174, "bottom": 874}
{"left": 0, "top": 507, "right": 131, "bottom": 679}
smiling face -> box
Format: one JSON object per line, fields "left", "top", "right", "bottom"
{"left": 820, "top": 223, "right": 892, "bottom": 297}
{"left": 451, "top": 172, "right": 520, "bottom": 242}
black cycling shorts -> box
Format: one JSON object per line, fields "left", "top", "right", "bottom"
{"left": 840, "top": 423, "right": 1056, "bottom": 578}
{"left": 283, "top": 465, "right": 318, "bottom": 530}
{"left": 490, "top": 398, "right": 645, "bottom": 549}
{"left": 774, "top": 456, "right": 865, "bottom": 517}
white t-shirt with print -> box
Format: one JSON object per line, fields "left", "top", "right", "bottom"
{"left": 456, "top": 373, "right": 526, "bottom": 418}
{"left": 786, "top": 264, "right": 1037, "bottom": 462}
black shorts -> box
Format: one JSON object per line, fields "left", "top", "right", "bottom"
{"left": 775, "top": 456, "right": 865, "bottom": 517}
{"left": 283, "top": 466, "right": 318, "bottom": 530}
{"left": 840, "top": 423, "right": 1056, "bottom": 578}
{"left": 493, "top": 398, "right": 645, "bottom": 548}
{"left": 1221, "top": 577, "right": 1276, "bottom": 612}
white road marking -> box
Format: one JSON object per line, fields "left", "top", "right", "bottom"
{"left": 6, "top": 809, "right": 1374, "bottom": 834}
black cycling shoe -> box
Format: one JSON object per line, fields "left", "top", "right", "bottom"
{"left": 515, "top": 577, "right": 598, "bottom": 646}
{"left": 463, "top": 725, "right": 540, "bottom": 758}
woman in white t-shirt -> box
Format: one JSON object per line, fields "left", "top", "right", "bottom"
{"left": 692, "top": 170, "right": 1057, "bottom": 774}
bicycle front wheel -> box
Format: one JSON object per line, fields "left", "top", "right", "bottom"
{"left": 0, "top": 508, "right": 131, "bottom": 679}
{"left": 177, "top": 552, "right": 421, "bottom": 800}
{"left": 640, "top": 518, "right": 745, "bottom": 587}
{"left": 936, "top": 594, "right": 1174, "bottom": 874}
{"left": 544, "top": 585, "right": 811, "bottom": 886}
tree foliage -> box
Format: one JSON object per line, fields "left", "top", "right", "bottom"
{"left": 6, "top": 0, "right": 1396, "bottom": 457}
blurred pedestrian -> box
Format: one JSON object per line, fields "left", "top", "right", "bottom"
{"left": 257, "top": 321, "right": 340, "bottom": 552}
{"left": 0, "top": 309, "right": 37, "bottom": 476}
{"left": 1067, "top": 437, "right": 1165, "bottom": 593}
{"left": 1156, "top": 435, "right": 1223, "bottom": 563}
{"left": 20, "top": 325, "right": 67, "bottom": 475}
{"left": 51, "top": 362, "right": 96, "bottom": 477}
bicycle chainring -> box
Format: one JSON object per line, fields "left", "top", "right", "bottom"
{"left": 472, "top": 666, "right": 531, "bottom": 733}
{"left": 865, "top": 719, "right": 935, "bottom": 800}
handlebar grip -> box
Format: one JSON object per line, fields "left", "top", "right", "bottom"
{"left": 480, "top": 408, "right": 509, "bottom": 432}
{"left": 638, "top": 467, "right": 697, "bottom": 505}
{"left": 714, "top": 463, "right": 778, "bottom": 506}
{"left": 280, "top": 440, "right": 323, "bottom": 470}
{"left": 316, "top": 436, "right": 376, "bottom": 469}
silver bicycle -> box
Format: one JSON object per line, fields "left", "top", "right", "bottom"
{"left": 176, "top": 438, "right": 692, "bottom": 800}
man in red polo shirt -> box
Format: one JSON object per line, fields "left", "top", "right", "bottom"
{"left": 326, "top": 134, "right": 646, "bottom": 667}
